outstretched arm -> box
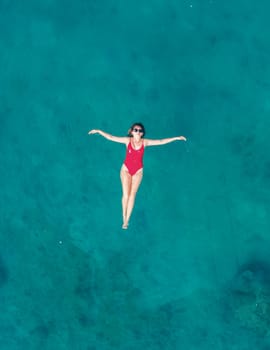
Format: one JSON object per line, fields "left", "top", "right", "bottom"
{"left": 145, "top": 136, "right": 186, "bottom": 147}
{"left": 88, "top": 129, "right": 128, "bottom": 144}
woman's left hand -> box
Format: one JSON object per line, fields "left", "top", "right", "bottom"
{"left": 88, "top": 129, "right": 99, "bottom": 135}
{"left": 178, "top": 136, "right": 187, "bottom": 141}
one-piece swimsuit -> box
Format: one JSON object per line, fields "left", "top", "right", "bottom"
{"left": 124, "top": 140, "right": 144, "bottom": 175}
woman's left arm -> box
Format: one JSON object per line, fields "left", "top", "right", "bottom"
{"left": 145, "top": 136, "right": 186, "bottom": 147}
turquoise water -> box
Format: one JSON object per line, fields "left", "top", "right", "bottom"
{"left": 1, "top": 1, "right": 270, "bottom": 349}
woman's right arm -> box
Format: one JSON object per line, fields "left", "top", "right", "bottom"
{"left": 88, "top": 129, "right": 128, "bottom": 144}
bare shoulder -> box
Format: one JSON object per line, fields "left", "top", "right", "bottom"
{"left": 143, "top": 138, "right": 150, "bottom": 147}
{"left": 122, "top": 136, "right": 130, "bottom": 145}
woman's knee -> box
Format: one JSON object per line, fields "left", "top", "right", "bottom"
{"left": 122, "top": 193, "right": 129, "bottom": 200}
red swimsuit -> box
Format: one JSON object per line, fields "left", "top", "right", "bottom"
{"left": 124, "top": 140, "right": 145, "bottom": 175}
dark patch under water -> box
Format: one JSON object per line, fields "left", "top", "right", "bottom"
{"left": 0, "top": 256, "right": 8, "bottom": 287}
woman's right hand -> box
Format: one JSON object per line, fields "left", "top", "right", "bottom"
{"left": 88, "top": 129, "right": 100, "bottom": 135}
{"left": 177, "top": 136, "right": 187, "bottom": 141}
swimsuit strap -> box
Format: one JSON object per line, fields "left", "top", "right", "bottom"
{"left": 130, "top": 138, "right": 144, "bottom": 151}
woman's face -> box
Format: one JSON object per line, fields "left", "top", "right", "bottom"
{"left": 131, "top": 125, "right": 144, "bottom": 137}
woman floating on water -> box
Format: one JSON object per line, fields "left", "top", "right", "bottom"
{"left": 88, "top": 123, "right": 186, "bottom": 229}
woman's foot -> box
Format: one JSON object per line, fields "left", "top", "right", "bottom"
{"left": 122, "top": 222, "right": 128, "bottom": 229}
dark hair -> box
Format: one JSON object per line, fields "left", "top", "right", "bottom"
{"left": 127, "top": 122, "right": 146, "bottom": 137}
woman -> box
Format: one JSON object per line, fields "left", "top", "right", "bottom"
{"left": 88, "top": 122, "right": 186, "bottom": 229}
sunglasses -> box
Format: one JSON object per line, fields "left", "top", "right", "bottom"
{"left": 133, "top": 128, "right": 143, "bottom": 133}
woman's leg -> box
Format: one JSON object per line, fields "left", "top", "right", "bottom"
{"left": 120, "top": 165, "right": 132, "bottom": 228}
{"left": 125, "top": 170, "right": 143, "bottom": 227}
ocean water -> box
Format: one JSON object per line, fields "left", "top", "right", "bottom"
{"left": 1, "top": 1, "right": 270, "bottom": 349}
